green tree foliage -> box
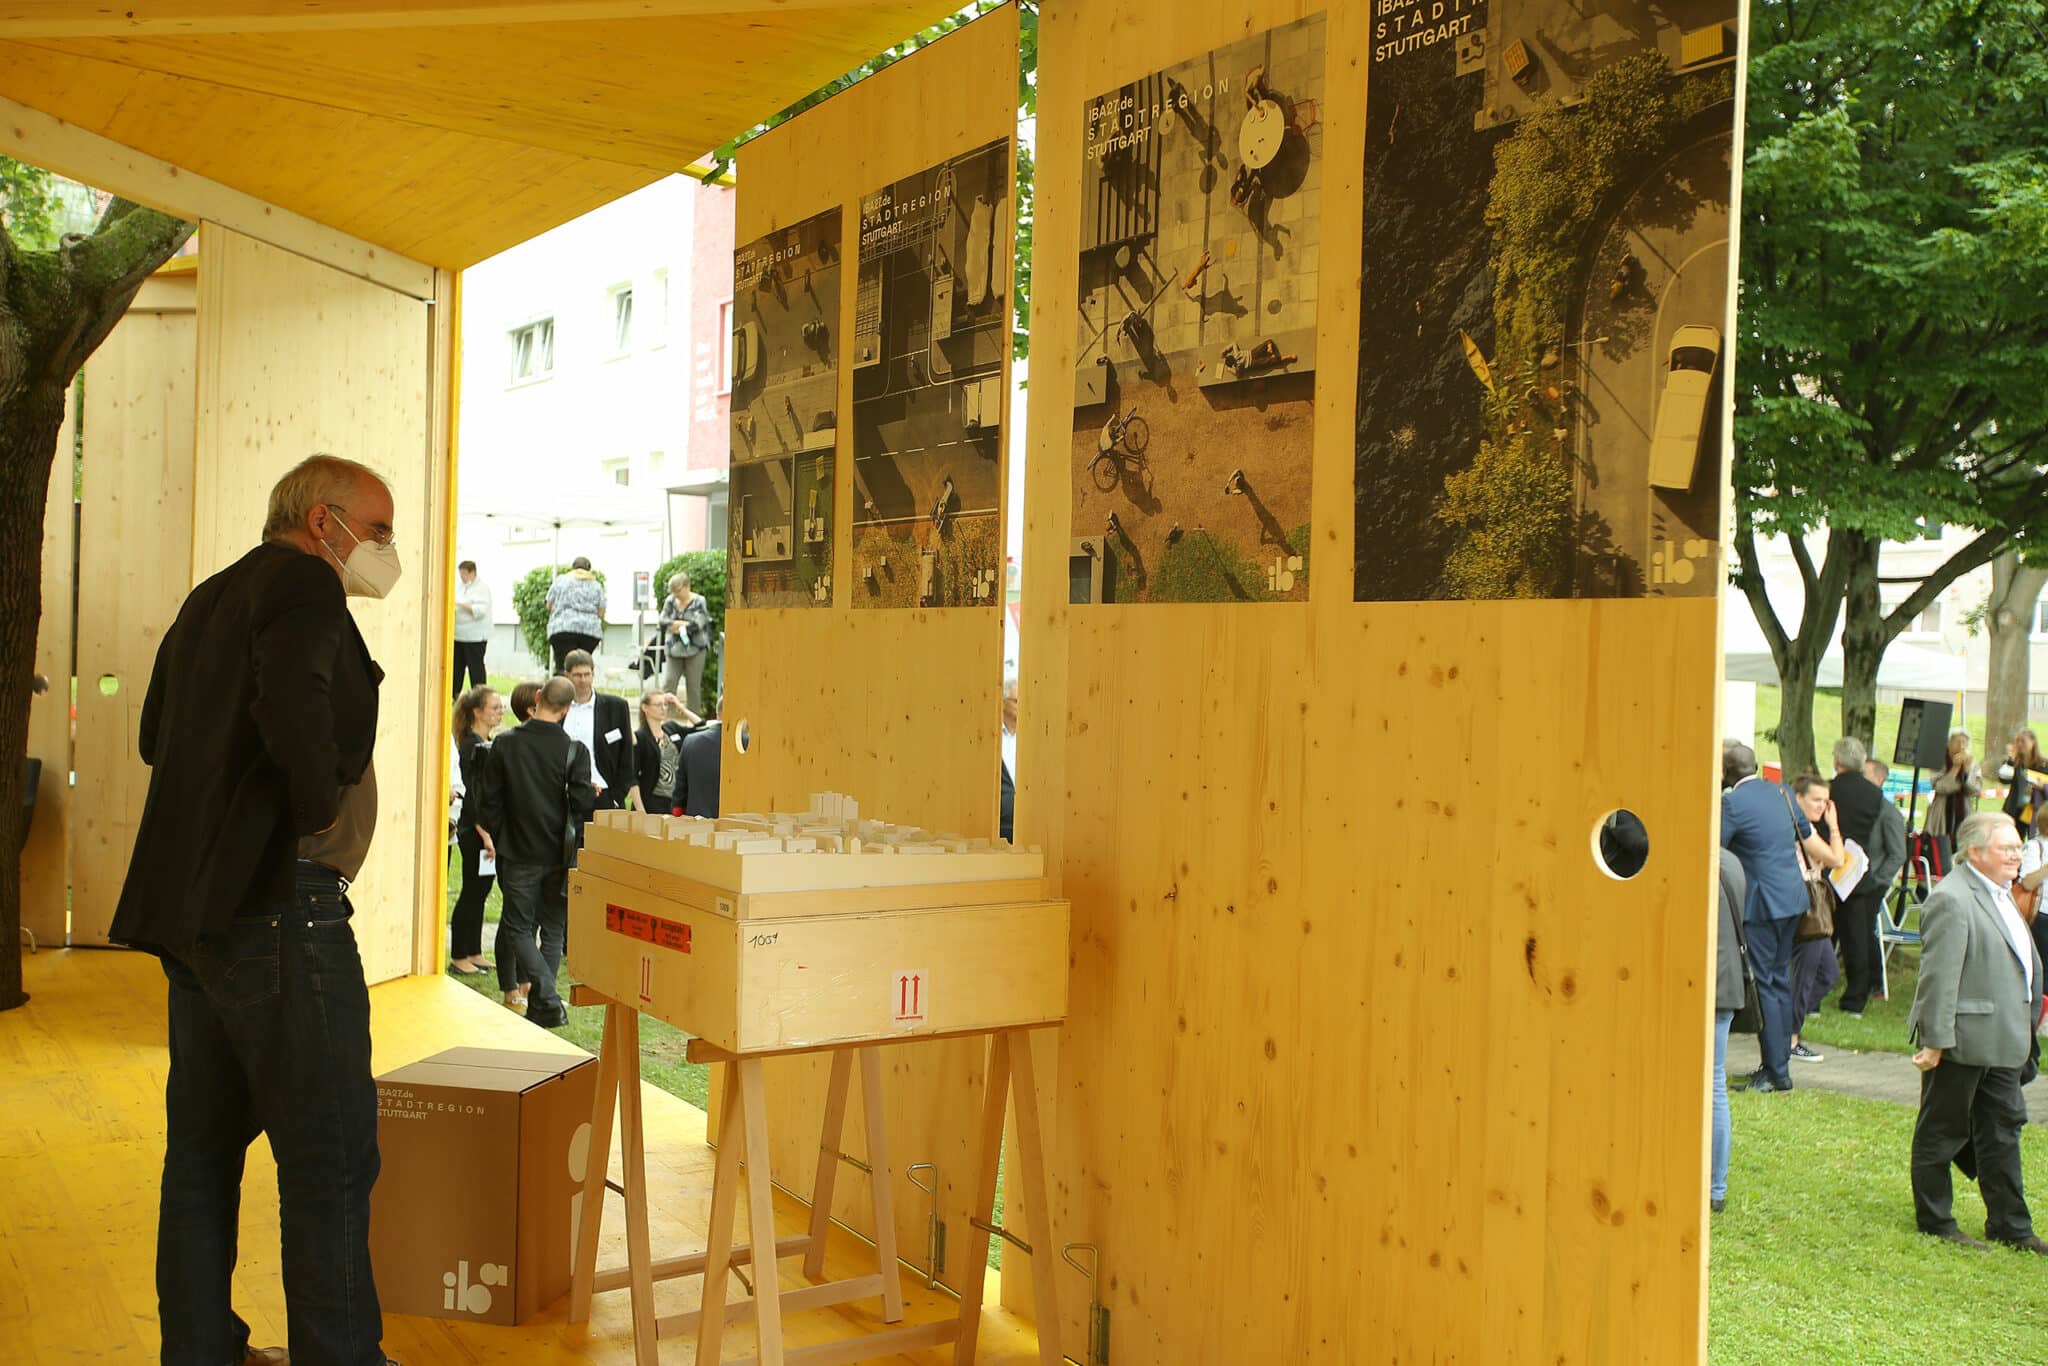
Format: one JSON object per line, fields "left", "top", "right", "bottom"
{"left": 701, "top": 1, "right": 1038, "bottom": 359}
{"left": 511, "top": 564, "right": 607, "bottom": 667}
{"left": 0, "top": 157, "right": 60, "bottom": 251}
{"left": 651, "top": 549, "right": 729, "bottom": 701}
{"left": 1735, "top": 0, "right": 2048, "bottom": 773}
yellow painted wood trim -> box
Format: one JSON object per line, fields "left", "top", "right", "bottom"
{"left": 0, "top": 0, "right": 918, "bottom": 38}
{"left": 416, "top": 266, "right": 462, "bottom": 976}
{"left": 0, "top": 92, "right": 435, "bottom": 298}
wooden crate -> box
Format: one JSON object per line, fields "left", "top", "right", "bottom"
{"left": 568, "top": 868, "right": 1069, "bottom": 1053}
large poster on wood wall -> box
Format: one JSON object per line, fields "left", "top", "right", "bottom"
{"left": 729, "top": 207, "right": 842, "bottom": 608}
{"left": 1353, "top": 0, "right": 1739, "bottom": 601}
{"left": 1069, "top": 14, "right": 1326, "bottom": 605}
{"left": 850, "top": 136, "right": 1012, "bottom": 609}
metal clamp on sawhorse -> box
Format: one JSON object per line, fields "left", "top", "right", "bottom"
{"left": 565, "top": 985, "right": 907, "bottom": 1365}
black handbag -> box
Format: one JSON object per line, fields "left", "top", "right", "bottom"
{"left": 1729, "top": 904, "right": 1764, "bottom": 1035}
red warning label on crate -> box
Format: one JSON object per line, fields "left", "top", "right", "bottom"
{"left": 606, "top": 903, "right": 691, "bottom": 954}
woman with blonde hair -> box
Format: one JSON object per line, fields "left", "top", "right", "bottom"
{"left": 1925, "top": 728, "right": 1981, "bottom": 841}
{"left": 2000, "top": 727, "right": 2045, "bottom": 839}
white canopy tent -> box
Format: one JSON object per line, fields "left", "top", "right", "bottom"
{"left": 1722, "top": 599, "right": 1969, "bottom": 692}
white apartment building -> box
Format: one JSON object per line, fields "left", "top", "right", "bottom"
{"left": 454, "top": 174, "right": 735, "bottom": 668}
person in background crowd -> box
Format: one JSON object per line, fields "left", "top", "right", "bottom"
{"left": 475, "top": 676, "right": 595, "bottom": 1028}
{"left": 634, "top": 687, "right": 700, "bottom": 817}
{"left": 1926, "top": 729, "right": 1982, "bottom": 843}
{"left": 111, "top": 453, "right": 400, "bottom": 1366}
{"left": 1908, "top": 811, "right": 2046, "bottom": 1252}
{"left": 1722, "top": 739, "right": 1838, "bottom": 1093}
{"left": 679, "top": 695, "right": 723, "bottom": 819}
{"left": 2000, "top": 728, "right": 2045, "bottom": 839}
{"left": 1787, "top": 772, "right": 1846, "bottom": 1062}
{"left": 1712, "top": 850, "right": 1749, "bottom": 1214}
{"left": 2019, "top": 817, "right": 2048, "bottom": 985}
{"left": 563, "top": 649, "right": 635, "bottom": 813}
{"left": 659, "top": 572, "right": 715, "bottom": 716}
{"left": 449, "top": 687, "right": 502, "bottom": 975}
{"left": 1823, "top": 737, "right": 1882, "bottom": 1013}
{"left": 999, "top": 679, "right": 1018, "bottom": 844}
{"left": 451, "top": 559, "right": 492, "bottom": 698}
{"left": 546, "top": 556, "right": 607, "bottom": 673}
{"left": 509, "top": 679, "right": 540, "bottom": 724}
{"left": 1852, "top": 758, "right": 1912, "bottom": 1014}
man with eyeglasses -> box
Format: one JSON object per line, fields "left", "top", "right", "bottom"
{"left": 1907, "top": 810, "right": 2047, "bottom": 1253}
{"left": 112, "top": 453, "right": 405, "bottom": 1365}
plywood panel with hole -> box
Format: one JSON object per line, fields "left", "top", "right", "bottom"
{"left": 1016, "top": 1, "right": 1722, "bottom": 1359}
{"left": 718, "top": 3, "right": 1020, "bottom": 1298}
{"left": 21, "top": 385, "right": 76, "bottom": 947}
{"left": 192, "top": 225, "right": 440, "bottom": 985}
{"left": 71, "top": 270, "right": 198, "bottom": 945}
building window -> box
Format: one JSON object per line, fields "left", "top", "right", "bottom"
{"left": 509, "top": 318, "right": 554, "bottom": 384}
{"left": 1892, "top": 599, "right": 1942, "bottom": 635}
{"left": 609, "top": 285, "right": 633, "bottom": 354}
{"left": 706, "top": 487, "right": 729, "bottom": 547}
{"left": 653, "top": 268, "right": 670, "bottom": 345}
{"left": 718, "top": 300, "right": 735, "bottom": 395}
{"left": 604, "top": 458, "right": 631, "bottom": 487}
{"left": 2034, "top": 595, "right": 2048, "bottom": 636}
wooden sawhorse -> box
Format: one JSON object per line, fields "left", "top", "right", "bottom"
{"left": 566, "top": 986, "right": 1063, "bottom": 1366}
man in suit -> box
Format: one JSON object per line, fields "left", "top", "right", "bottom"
{"left": 1819, "top": 737, "right": 1881, "bottom": 1015}
{"left": 1908, "top": 810, "right": 2047, "bottom": 1251}
{"left": 562, "top": 648, "right": 636, "bottom": 811}
{"left": 1849, "top": 758, "right": 1912, "bottom": 1013}
{"left": 477, "top": 675, "right": 597, "bottom": 1028}
{"left": 111, "top": 454, "right": 401, "bottom": 1366}
{"left": 679, "top": 697, "right": 723, "bottom": 819}
{"left": 1721, "top": 740, "right": 1837, "bottom": 1092}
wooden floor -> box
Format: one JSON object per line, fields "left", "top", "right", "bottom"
{"left": 0, "top": 947, "right": 1045, "bottom": 1365}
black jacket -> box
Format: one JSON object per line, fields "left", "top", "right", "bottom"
{"left": 679, "top": 721, "right": 722, "bottom": 819}
{"left": 111, "top": 542, "right": 381, "bottom": 951}
{"left": 586, "top": 692, "right": 635, "bottom": 809}
{"left": 634, "top": 720, "right": 694, "bottom": 810}
{"left": 1829, "top": 768, "right": 1885, "bottom": 872}
{"left": 476, "top": 718, "right": 597, "bottom": 866}
{"left": 456, "top": 731, "right": 492, "bottom": 832}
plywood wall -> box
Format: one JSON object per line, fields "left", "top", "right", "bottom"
{"left": 21, "top": 387, "right": 76, "bottom": 947}
{"left": 718, "top": 4, "right": 1019, "bottom": 1294}
{"left": 1018, "top": 1, "right": 1721, "bottom": 1360}
{"left": 193, "top": 225, "right": 439, "bottom": 986}
{"left": 70, "top": 271, "right": 198, "bottom": 946}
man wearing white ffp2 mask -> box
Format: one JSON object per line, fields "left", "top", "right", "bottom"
{"left": 109, "top": 452, "right": 404, "bottom": 1366}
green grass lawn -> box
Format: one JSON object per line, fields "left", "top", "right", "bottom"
{"left": 1709, "top": 1086, "right": 2048, "bottom": 1363}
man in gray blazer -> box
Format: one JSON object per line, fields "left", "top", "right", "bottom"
{"left": 1908, "top": 810, "right": 2047, "bottom": 1250}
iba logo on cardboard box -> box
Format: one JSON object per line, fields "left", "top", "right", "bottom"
{"left": 443, "top": 1259, "right": 510, "bottom": 1315}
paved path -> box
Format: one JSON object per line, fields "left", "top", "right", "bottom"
{"left": 1728, "top": 1034, "right": 2048, "bottom": 1123}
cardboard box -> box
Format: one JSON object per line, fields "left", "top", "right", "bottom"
{"left": 370, "top": 1047, "right": 597, "bottom": 1326}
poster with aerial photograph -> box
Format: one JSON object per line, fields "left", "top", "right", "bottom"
{"left": 729, "top": 206, "right": 842, "bottom": 608}
{"left": 850, "top": 136, "right": 1011, "bottom": 609}
{"left": 1069, "top": 14, "right": 1325, "bottom": 605}
{"left": 1353, "top": 0, "right": 1738, "bottom": 601}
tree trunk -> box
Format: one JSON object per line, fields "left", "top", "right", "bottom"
{"left": 1986, "top": 551, "right": 2048, "bottom": 761}
{"left": 1731, "top": 526, "right": 1852, "bottom": 781}
{"left": 1775, "top": 656, "right": 1824, "bottom": 782}
{"left": 2, "top": 197, "right": 194, "bottom": 1011}
{"left": 0, "top": 385, "right": 65, "bottom": 1011}
{"left": 1839, "top": 532, "right": 1883, "bottom": 753}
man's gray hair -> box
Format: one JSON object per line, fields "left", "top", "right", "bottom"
{"left": 1955, "top": 810, "right": 2018, "bottom": 855}
{"left": 263, "top": 454, "right": 388, "bottom": 541}
{"left": 1832, "top": 736, "right": 1868, "bottom": 772}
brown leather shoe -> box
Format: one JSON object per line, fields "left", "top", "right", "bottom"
{"left": 1995, "top": 1234, "right": 2048, "bottom": 1255}
{"left": 503, "top": 989, "right": 528, "bottom": 1015}
{"left": 1928, "top": 1228, "right": 1990, "bottom": 1250}
{"left": 244, "top": 1349, "right": 288, "bottom": 1366}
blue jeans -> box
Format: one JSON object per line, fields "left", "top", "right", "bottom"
{"left": 496, "top": 860, "right": 568, "bottom": 1016}
{"left": 158, "top": 864, "right": 385, "bottom": 1366}
{"left": 1711, "top": 1010, "right": 1734, "bottom": 1201}
{"left": 1746, "top": 913, "right": 1799, "bottom": 1085}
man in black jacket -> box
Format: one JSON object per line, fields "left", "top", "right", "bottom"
{"left": 561, "top": 648, "right": 635, "bottom": 812}
{"left": 477, "top": 676, "right": 597, "bottom": 1028}
{"left": 1826, "top": 737, "right": 1888, "bottom": 1016}
{"left": 111, "top": 453, "right": 401, "bottom": 1366}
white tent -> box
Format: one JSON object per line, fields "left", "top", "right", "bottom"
{"left": 459, "top": 486, "right": 666, "bottom": 565}
{"left": 1722, "top": 599, "right": 1968, "bottom": 692}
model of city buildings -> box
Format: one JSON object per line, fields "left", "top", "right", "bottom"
{"left": 592, "top": 791, "right": 1029, "bottom": 859}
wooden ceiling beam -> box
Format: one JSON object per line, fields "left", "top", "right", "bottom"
{"left": 0, "top": 0, "right": 890, "bottom": 38}
{"left": 0, "top": 90, "right": 436, "bottom": 296}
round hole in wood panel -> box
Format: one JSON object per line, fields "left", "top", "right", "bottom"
{"left": 1593, "top": 809, "right": 1649, "bottom": 880}
{"left": 97, "top": 674, "right": 120, "bottom": 697}
{"left": 733, "top": 719, "right": 751, "bottom": 755}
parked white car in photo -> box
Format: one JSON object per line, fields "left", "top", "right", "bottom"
{"left": 1649, "top": 324, "right": 1721, "bottom": 491}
